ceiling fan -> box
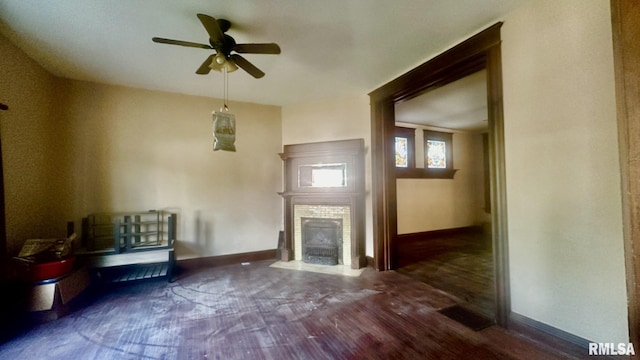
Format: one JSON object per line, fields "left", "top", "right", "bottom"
{"left": 152, "top": 14, "right": 280, "bottom": 78}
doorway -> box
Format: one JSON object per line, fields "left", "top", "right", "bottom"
{"left": 393, "top": 69, "right": 495, "bottom": 319}
{"left": 368, "top": 23, "right": 510, "bottom": 326}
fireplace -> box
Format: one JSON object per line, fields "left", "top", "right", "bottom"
{"left": 301, "top": 218, "right": 342, "bottom": 265}
{"left": 294, "top": 204, "right": 351, "bottom": 265}
{"left": 279, "top": 139, "right": 366, "bottom": 269}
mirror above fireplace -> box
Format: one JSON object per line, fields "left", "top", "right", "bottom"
{"left": 298, "top": 163, "right": 347, "bottom": 188}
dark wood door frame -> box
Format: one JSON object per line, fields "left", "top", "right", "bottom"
{"left": 368, "top": 23, "right": 510, "bottom": 326}
{"left": 0, "top": 103, "right": 6, "bottom": 259}
{"left": 611, "top": 0, "right": 640, "bottom": 349}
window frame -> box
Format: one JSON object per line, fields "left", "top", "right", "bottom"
{"left": 395, "top": 128, "right": 457, "bottom": 179}
{"left": 424, "top": 129, "right": 452, "bottom": 167}
{"left": 422, "top": 130, "right": 456, "bottom": 179}
{"left": 394, "top": 127, "right": 416, "bottom": 169}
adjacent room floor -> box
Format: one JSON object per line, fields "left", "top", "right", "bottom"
{"left": 396, "top": 230, "right": 496, "bottom": 320}
{"left": 0, "top": 259, "right": 583, "bottom": 359}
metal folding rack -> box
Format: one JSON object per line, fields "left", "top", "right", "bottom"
{"left": 79, "top": 210, "right": 176, "bottom": 282}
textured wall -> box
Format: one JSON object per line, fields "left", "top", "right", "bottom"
{"left": 54, "top": 80, "right": 283, "bottom": 259}
{"left": 0, "top": 34, "right": 62, "bottom": 256}
{"left": 396, "top": 129, "right": 487, "bottom": 234}
{"left": 502, "top": 0, "right": 628, "bottom": 343}
{"left": 2, "top": 33, "right": 284, "bottom": 259}
{"left": 282, "top": 96, "right": 373, "bottom": 256}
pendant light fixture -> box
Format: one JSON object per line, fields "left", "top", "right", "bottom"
{"left": 211, "top": 66, "right": 236, "bottom": 152}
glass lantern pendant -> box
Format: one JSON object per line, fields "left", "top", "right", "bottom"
{"left": 211, "top": 66, "right": 236, "bottom": 152}
{"left": 212, "top": 108, "right": 236, "bottom": 152}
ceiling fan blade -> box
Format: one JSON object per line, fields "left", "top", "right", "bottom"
{"left": 196, "top": 55, "right": 214, "bottom": 74}
{"left": 152, "top": 37, "right": 212, "bottom": 49}
{"left": 230, "top": 54, "right": 265, "bottom": 78}
{"left": 233, "top": 43, "right": 281, "bottom": 54}
{"left": 197, "top": 14, "right": 225, "bottom": 45}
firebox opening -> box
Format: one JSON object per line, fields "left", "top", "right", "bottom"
{"left": 301, "top": 218, "right": 343, "bottom": 266}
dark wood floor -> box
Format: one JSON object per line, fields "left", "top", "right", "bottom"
{"left": 396, "top": 230, "right": 495, "bottom": 319}
{"left": 0, "top": 259, "right": 586, "bottom": 359}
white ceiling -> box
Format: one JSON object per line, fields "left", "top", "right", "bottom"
{"left": 395, "top": 70, "right": 488, "bottom": 131}
{"left": 0, "top": 0, "right": 527, "bottom": 107}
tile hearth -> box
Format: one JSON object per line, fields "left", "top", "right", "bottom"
{"left": 269, "top": 260, "right": 365, "bottom": 277}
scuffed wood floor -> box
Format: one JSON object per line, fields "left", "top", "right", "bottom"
{"left": 396, "top": 231, "right": 496, "bottom": 319}
{"left": 0, "top": 260, "right": 584, "bottom": 359}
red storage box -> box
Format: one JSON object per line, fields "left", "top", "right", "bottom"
{"left": 28, "top": 257, "right": 76, "bottom": 282}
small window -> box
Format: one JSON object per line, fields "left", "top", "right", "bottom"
{"left": 423, "top": 130, "right": 455, "bottom": 178}
{"left": 395, "top": 127, "right": 415, "bottom": 168}
{"left": 395, "top": 128, "right": 456, "bottom": 179}
{"left": 395, "top": 137, "right": 409, "bottom": 167}
{"left": 426, "top": 139, "right": 447, "bottom": 168}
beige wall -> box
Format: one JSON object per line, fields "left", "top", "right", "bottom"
{"left": 281, "top": 95, "right": 373, "bottom": 256}
{"left": 0, "top": 34, "right": 61, "bottom": 256}
{"left": 396, "top": 127, "right": 487, "bottom": 234}
{"left": 502, "top": 0, "right": 628, "bottom": 342}
{"left": 54, "top": 80, "right": 283, "bottom": 259}
{"left": 1, "top": 1, "right": 631, "bottom": 343}
{"left": 1, "top": 32, "right": 283, "bottom": 259}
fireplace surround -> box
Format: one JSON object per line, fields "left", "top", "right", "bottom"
{"left": 279, "top": 139, "right": 367, "bottom": 269}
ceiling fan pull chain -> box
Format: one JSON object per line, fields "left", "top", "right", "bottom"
{"left": 223, "top": 67, "right": 229, "bottom": 111}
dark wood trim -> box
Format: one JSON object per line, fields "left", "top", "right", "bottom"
{"left": 369, "top": 23, "right": 501, "bottom": 103}
{"left": 365, "top": 256, "right": 375, "bottom": 268}
{"left": 368, "top": 22, "right": 510, "bottom": 327}
{"left": 509, "top": 312, "right": 590, "bottom": 358}
{"left": 396, "top": 226, "right": 482, "bottom": 243}
{"left": 0, "top": 109, "right": 5, "bottom": 260}
{"left": 482, "top": 133, "right": 491, "bottom": 213}
{"left": 371, "top": 99, "right": 396, "bottom": 271}
{"left": 279, "top": 138, "right": 365, "bottom": 159}
{"left": 611, "top": 0, "right": 640, "bottom": 350}
{"left": 485, "top": 28, "right": 510, "bottom": 328}
{"left": 177, "top": 249, "right": 276, "bottom": 271}
{"left": 395, "top": 167, "right": 458, "bottom": 179}
{"left": 279, "top": 139, "right": 367, "bottom": 269}
{"left": 280, "top": 138, "right": 364, "bottom": 195}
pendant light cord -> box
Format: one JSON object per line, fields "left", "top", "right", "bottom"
{"left": 223, "top": 67, "right": 229, "bottom": 111}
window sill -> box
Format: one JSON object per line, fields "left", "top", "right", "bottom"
{"left": 395, "top": 168, "right": 458, "bottom": 179}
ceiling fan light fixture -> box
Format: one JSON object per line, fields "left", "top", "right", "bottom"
{"left": 152, "top": 14, "right": 278, "bottom": 78}
{"left": 209, "top": 53, "right": 238, "bottom": 73}
{"left": 225, "top": 61, "right": 238, "bottom": 72}
{"left": 214, "top": 52, "right": 226, "bottom": 65}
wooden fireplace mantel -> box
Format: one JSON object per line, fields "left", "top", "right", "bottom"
{"left": 279, "top": 139, "right": 367, "bottom": 269}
